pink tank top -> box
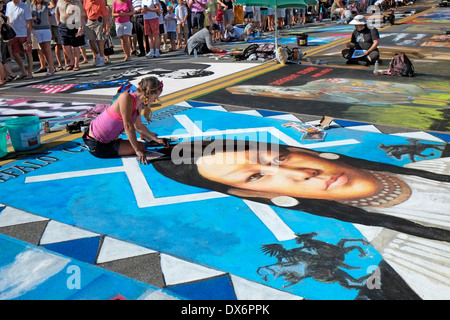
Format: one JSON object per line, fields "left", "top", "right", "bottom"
{"left": 89, "top": 93, "right": 140, "bottom": 143}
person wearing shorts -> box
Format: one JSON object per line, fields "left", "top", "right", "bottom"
{"left": 252, "top": 6, "right": 260, "bottom": 28}
{"left": 158, "top": 1, "right": 167, "bottom": 50}
{"left": 297, "top": 7, "right": 306, "bottom": 25}
{"left": 83, "top": 0, "right": 109, "bottom": 66}
{"left": 142, "top": 0, "right": 161, "bottom": 58}
{"left": 83, "top": 76, "right": 168, "bottom": 163}
{"left": 175, "top": 0, "right": 189, "bottom": 48}
{"left": 56, "top": 0, "right": 85, "bottom": 71}
{"left": 188, "top": 0, "right": 207, "bottom": 33}
{"left": 31, "top": 0, "right": 55, "bottom": 76}
{"left": 5, "top": 0, "right": 34, "bottom": 79}
{"left": 218, "top": 0, "right": 233, "bottom": 27}
{"left": 243, "top": 5, "right": 253, "bottom": 23}
{"left": 112, "top": 0, "right": 134, "bottom": 61}
{"left": 131, "top": 0, "right": 148, "bottom": 56}
{"left": 49, "top": 0, "right": 66, "bottom": 70}
{"left": 164, "top": 5, "right": 177, "bottom": 51}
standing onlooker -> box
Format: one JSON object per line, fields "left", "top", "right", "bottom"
{"left": 188, "top": 0, "right": 207, "bottom": 34}
{"left": 276, "top": 8, "right": 285, "bottom": 29}
{"left": 217, "top": 0, "right": 233, "bottom": 27}
{"left": 317, "top": 0, "right": 328, "bottom": 21}
{"left": 205, "top": 0, "right": 216, "bottom": 27}
{"left": 260, "top": 7, "right": 267, "bottom": 31}
{"left": 266, "top": 7, "right": 275, "bottom": 31}
{"left": 142, "top": 0, "right": 161, "bottom": 58}
{"left": 112, "top": 0, "right": 134, "bottom": 61}
{"left": 297, "top": 7, "right": 306, "bottom": 25}
{"left": 83, "top": 0, "right": 110, "bottom": 67}
{"left": 48, "top": 0, "right": 66, "bottom": 70}
{"left": 104, "top": 2, "right": 113, "bottom": 64}
{"left": 31, "top": 0, "right": 55, "bottom": 75}
{"left": 164, "top": 5, "right": 176, "bottom": 50}
{"left": 159, "top": 0, "right": 167, "bottom": 50}
{"left": 132, "top": 0, "right": 148, "bottom": 55}
{"left": 214, "top": 5, "right": 223, "bottom": 41}
{"left": 55, "top": 0, "right": 85, "bottom": 71}
{"left": 0, "top": 1, "right": 17, "bottom": 82}
{"left": 5, "top": 0, "right": 34, "bottom": 79}
{"left": 175, "top": 0, "right": 188, "bottom": 48}
{"left": 242, "top": 5, "right": 252, "bottom": 24}
{"left": 252, "top": 6, "right": 260, "bottom": 29}
{"left": 0, "top": 11, "right": 6, "bottom": 85}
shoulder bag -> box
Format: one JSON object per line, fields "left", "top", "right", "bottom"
{"left": 1, "top": 23, "right": 16, "bottom": 41}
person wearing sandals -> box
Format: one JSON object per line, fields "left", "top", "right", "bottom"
{"left": 5, "top": 0, "right": 34, "bottom": 79}
{"left": 112, "top": 0, "right": 134, "bottom": 61}
{"left": 83, "top": 76, "right": 169, "bottom": 164}
{"left": 55, "top": 0, "right": 85, "bottom": 71}
{"left": 48, "top": 0, "right": 67, "bottom": 71}
{"left": 31, "top": 0, "right": 55, "bottom": 76}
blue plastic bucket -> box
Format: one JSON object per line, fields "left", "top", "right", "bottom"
{"left": 0, "top": 124, "right": 7, "bottom": 158}
{"left": 5, "top": 116, "right": 42, "bottom": 151}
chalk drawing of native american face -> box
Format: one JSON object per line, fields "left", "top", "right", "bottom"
{"left": 227, "top": 78, "right": 429, "bottom": 105}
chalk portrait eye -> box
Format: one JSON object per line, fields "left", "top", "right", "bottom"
{"left": 247, "top": 172, "right": 265, "bottom": 183}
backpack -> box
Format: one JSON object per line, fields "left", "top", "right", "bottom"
{"left": 110, "top": 82, "right": 137, "bottom": 105}
{"left": 256, "top": 42, "right": 276, "bottom": 60}
{"left": 388, "top": 53, "right": 415, "bottom": 77}
{"left": 284, "top": 46, "right": 302, "bottom": 61}
{"left": 235, "top": 44, "right": 259, "bottom": 61}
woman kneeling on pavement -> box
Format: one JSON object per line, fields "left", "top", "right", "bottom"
{"left": 341, "top": 15, "right": 380, "bottom": 66}
{"left": 83, "top": 76, "right": 169, "bottom": 165}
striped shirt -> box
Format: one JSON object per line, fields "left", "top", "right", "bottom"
{"left": 132, "top": 0, "right": 143, "bottom": 15}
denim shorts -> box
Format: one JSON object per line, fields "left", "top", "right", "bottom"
{"left": 82, "top": 130, "right": 121, "bottom": 158}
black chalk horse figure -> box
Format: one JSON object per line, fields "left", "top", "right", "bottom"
{"left": 379, "top": 138, "right": 445, "bottom": 162}
{"left": 257, "top": 232, "right": 372, "bottom": 289}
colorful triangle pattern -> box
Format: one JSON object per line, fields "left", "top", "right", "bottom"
{"left": 42, "top": 236, "right": 102, "bottom": 264}
{"left": 166, "top": 275, "right": 237, "bottom": 300}
{"left": 0, "top": 204, "right": 301, "bottom": 300}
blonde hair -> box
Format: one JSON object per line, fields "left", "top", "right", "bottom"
{"left": 138, "top": 76, "right": 163, "bottom": 122}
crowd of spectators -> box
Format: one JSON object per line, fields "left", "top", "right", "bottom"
{"left": 0, "top": 0, "right": 413, "bottom": 84}
{"left": 0, "top": 0, "right": 113, "bottom": 83}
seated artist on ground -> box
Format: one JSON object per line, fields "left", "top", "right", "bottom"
{"left": 337, "top": 3, "right": 357, "bottom": 24}
{"left": 341, "top": 15, "right": 380, "bottom": 66}
{"left": 186, "top": 23, "right": 226, "bottom": 55}
{"left": 82, "top": 76, "right": 169, "bottom": 165}
{"left": 243, "top": 23, "right": 256, "bottom": 40}
{"left": 223, "top": 24, "right": 245, "bottom": 42}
